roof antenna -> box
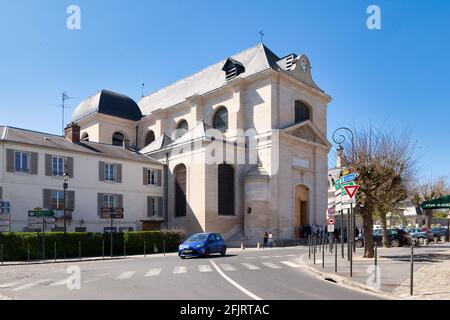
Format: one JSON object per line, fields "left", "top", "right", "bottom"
{"left": 259, "top": 30, "right": 265, "bottom": 44}
{"left": 141, "top": 83, "right": 145, "bottom": 98}
{"left": 60, "top": 92, "right": 73, "bottom": 136}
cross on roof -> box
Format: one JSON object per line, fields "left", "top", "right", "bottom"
{"left": 259, "top": 30, "right": 265, "bottom": 43}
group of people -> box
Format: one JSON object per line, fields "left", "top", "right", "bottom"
{"left": 262, "top": 231, "right": 274, "bottom": 248}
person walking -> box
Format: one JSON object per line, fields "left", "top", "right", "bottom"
{"left": 268, "top": 231, "right": 273, "bottom": 248}
{"left": 263, "top": 232, "right": 268, "bottom": 249}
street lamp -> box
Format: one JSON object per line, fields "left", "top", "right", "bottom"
{"left": 63, "top": 157, "right": 69, "bottom": 259}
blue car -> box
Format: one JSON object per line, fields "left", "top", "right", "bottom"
{"left": 178, "top": 233, "right": 227, "bottom": 259}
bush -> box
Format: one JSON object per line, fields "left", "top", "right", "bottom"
{"left": 0, "top": 230, "right": 185, "bottom": 262}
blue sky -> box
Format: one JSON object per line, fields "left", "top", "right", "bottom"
{"left": 0, "top": 0, "right": 449, "bottom": 181}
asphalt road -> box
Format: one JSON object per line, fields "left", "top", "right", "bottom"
{"left": 0, "top": 246, "right": 380, "bottom": 300}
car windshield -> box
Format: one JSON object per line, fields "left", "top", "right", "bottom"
{"left": 185, "top": 234, "right": 209, "bottom": 243}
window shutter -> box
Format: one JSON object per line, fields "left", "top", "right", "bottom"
{"left": 0, "top": 186, "right": 3, "bottom": 199}
{"left": 67, "top": 191, "right": 75, "bottom": 210}
{"left": 157, "top": 197, "right": 163, "bottom": 217}
{"left": 116, "top": 164, "right": 122, "bottom": 183}
{"left": 156, "top": 169, "right": 162, "bottom": 187}
{"left": 67, "top": 157, "right": 74, "bottom": 178}
{"left": 99, "top": 161, "right": 105, "bottom": 181}
{"left": 116, "top": 194, "right": 123, "bottom": 209}
{"left": 6, "top": 149, "right": 14, "bottom": 172}
{"left": 30, "top": 152, "right": 38, "bottom": 175}
{"left": 97, "top": 193, "right": 103, "bottom": 216}
{"left": 45, "top": 154, "right": 52, "bottom": 176}
{"left": 147, "top": 196, "right": 153, "bottom": 217}
{"left": 143, "top": 168, "right": 148, "bottom": 185}
{"left": 43, "top": 189, "right": 51, "bottom": 209}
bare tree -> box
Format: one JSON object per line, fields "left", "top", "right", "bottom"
{"left": 411, "top": 177, "right": 449, "bottom": 228}
{"left": 341, "top": 127, "right": 417, "bottom": 257}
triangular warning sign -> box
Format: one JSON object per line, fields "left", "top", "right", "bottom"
{"left": 344, "top": 185, "right": 359, "bottom": 199}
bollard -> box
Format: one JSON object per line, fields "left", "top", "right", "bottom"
{"left": 374, "top": 243, "right": 378, "bottom": 266}
{"left": 163, "top": 239, "right": 166, "bottom": 256}
{"left": 102, "top": 240, "right": 105, "bottom": 259}
{"left": 424, "top": 239, "right": 428, "bottom": 246}
{"left": 27, "top": 243, "right": 30, "bottom": 264}
{"left": 334, "top": 237, "right": 338, "bottom": 273}
{"left": 434, "top": 238, "right": 438, "bottom": 244}
{"left": 0, "top": 243, "right": 3, "bottom": 265}
{"left": 313, "top": 236, "right": 316, "bottom": 265}
{"left": 154, "top": 243, "right": 158, "bottom": 253}
{"left": 144, "top": 241, "right": 146, "bottom": 258}
{"left": 257, "top": 242, "right": 261, "bottom": 249}
{"left": 322, "top": 237, "right": 325, "bottom": 269}
{"left": 124, "top": 239, "right": 126, "bottom": 258}
{"left": 241, "top": 241, "right": 245, "bottom": 250}
{"left": 410, "top": 245, "right": 414, "bottom": 296}
{"left": 79, "top": 241, "right": 81, "bottom": 261}
{"left": 308, "top": 235, "right": 311, "bottom": 259}
{"left": 54, "top": 242, "right": 57, "bottom": 263}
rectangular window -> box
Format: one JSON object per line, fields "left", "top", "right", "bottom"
{"left": 50, "top": 190, "right": 65, "bottom": 210}
{"left": 75, "top": 227, "right": 87, "bottom": 233}
{"left": 52, "top": 156, "right": 64, "bottom": 176}
{"left": 14, "top": 151, "right": 29, "bottom": 173}
{"left": 103, "top": 194, "right": 115, "bottom": 208}
{"left": 104, "top": 163, "right": 115, "bottom": 182}
{"left": 147, "top": 169, "right": 156, "bottom": 185}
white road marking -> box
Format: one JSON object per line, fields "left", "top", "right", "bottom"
{"left": 198, "top": 265, "right": 213, "bottom": 272}
{"left": 260, "top": 256, "right": 270, "bottom": 259}
{"left": 220, "top": 264, "right": 236, "bottom": 271}
{"left": 262, "top": 262, "right": 282, "bottom": 269}
{"left": 145, "top": 268, "right": 162, "bottom": 277}
{"left": 173, "top": 266, "right": 187, "bottom": 274}
{"left": 49, "top": 279, "right": 69, "bottom": 287}
{"left": 242, "top": 263, "right": 261, "bottom": 270}
{"left": 12, "top": 279, "right": 53, "bottom": 291}
{"left": 210, "top": 260, "right": 262, "bottom": 301}
{"left": 273, "top": 255, "right": 283, "bottom": 258}
{"left": 280, "top": 261, "right": 301, "bottom": 268}
{"left": 116, "top": 271, "right": 136, "bottom": 280}
{"left": 285, "top": 255, "right": 297, "bottom": 257}
{"left": 245, "top": 257, "right": 256, "bottom": 259}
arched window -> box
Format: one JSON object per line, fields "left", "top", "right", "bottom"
{"left": 174, "top": 164, "right": 187, "bottom": 217}
{"left": 295, "top": 100, "right": 311, "bottom": 124}
{"left": 145, "top": 130, "right": 155, "bottom": 145}
{"left": 174, "top": 120, "right": 189, "bottom": 139}
{"left": 81, "top": 132, "right": 89, "bottom": 141}
{"left": 213, "top": 107, "right": 229, "bottom": 132}
{"left": 218, "top": 164, "right": 235, "bottom": 216}
{"left": 112, "top": 132, "right": 125, "bottom": 146}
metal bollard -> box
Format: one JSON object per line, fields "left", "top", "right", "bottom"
{"left": 124, "top": 239, "right": 126, "bottom": 258}
{"left": 308, "top": 235, "right": 311, "bottom": 259}
{"left": 374, "top": 243, "right": 378, "bottom": 266}
{"left": 54, "top": 242, "right": 57, "bottom": 263}
{"left": 102, "top": 240, "right": 105, "bottom": 259}
{"left": 27, "top": 243, "right": 30, "bottom": 264}
{"left": 334, "top": 237, "right": 338, "bottom": 273}
{"left": 313, "top": 236, "right": 316, "bottom": 265}
{"left": 144, "top": 241, "right": 146, "bottom": 257}
{"left": 1, "top": 243, "right": 3, "bottom": 265}
{"left": 410, "top": 245, "right": 414, "bottom": 296}
{"left": 322, "top": 237, "right": 325, "bottom": 269}
{"left": 163, "top": 239, "right": 166, "bottom": 256}
{"left": 79, "top": 241, "right": 81, "bottom": 261}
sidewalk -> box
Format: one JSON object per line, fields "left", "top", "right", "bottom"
{"left": 300, "top": 242, "right": 450, "bottom": 300}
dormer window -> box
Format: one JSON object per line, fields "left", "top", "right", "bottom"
{"left": 285, "top": 54, "right": 296, "bottom": 71}
{"left": 222, "top": 58, "right": 245, "bottom": 81}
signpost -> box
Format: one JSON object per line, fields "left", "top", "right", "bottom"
{"left": 100, "top": 207, "right": 124, "bottom": 257}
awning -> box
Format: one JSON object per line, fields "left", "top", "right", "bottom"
{"left": 421, "top": 195, "right": 450, "bottom": 209}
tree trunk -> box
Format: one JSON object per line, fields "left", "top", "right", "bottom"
{"left": 362, "top": 209, "right": 374, "bottom": 258}
{"left": 380, "top": 214, "right": 390, "bottom": 248}
{"left": 424, "top": 209, "right": 433, "bottom": 228}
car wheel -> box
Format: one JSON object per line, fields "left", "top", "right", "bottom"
{"left": 180, "top": 256, "right": 186, "bottom": 259}
{"left": 221, "top": 247, "right": 227, "bottom": 256}
{"left": 390, "top": 239, "right": 400, "bottom": 247}
{"left": 418, "top": 237, "right": 425, "bottom": 245}
{"left": 440, "top": 236, "right": 446, "bottom": 242}
{"left": 355, "top": 240, "right": 364, "bottom": 248}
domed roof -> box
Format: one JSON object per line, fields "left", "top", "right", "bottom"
{"left": 72, "top": 89, "right": 143, "bottom": 122}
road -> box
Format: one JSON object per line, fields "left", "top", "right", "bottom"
{"left": 0, "top": 246, "right": 380, "bottom": 300}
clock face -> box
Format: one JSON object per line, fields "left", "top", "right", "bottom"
{"left": 299, "top": 57, "right": 309, "bottom": 73}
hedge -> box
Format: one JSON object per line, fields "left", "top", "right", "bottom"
{"left": 0, "top": 230, "right": 186, "bottom": 262}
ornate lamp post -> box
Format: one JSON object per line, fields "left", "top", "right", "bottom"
{"left": 332, "top": 127, "right": 355, "bottom": 259}
{"left": 63, "top": 157, "right": 69, "bottom": 259}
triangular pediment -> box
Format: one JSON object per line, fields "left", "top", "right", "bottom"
{"left": 281, "top": 120, "right": 331, "bottom": 149}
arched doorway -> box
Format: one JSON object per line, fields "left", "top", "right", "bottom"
{"left": 174, "top": 164, "right": 187, "bottom": 217}
{"left": 294, "top": 185, "right": 309, "bottom": 238}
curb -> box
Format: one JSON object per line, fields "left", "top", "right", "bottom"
{"left": 298, "top": 254, "right": 405, "bottom": 300}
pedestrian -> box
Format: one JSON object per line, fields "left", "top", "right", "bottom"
{"left": 263, "top": 232, "right": 268, "bottom": 249}
{"left": 268, "top": 231, "right": 273, "bottom": 247}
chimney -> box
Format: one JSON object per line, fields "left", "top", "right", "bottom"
{"left": 123, "top": 138, "right": 131, "bottom": 149}
{"left": 336, "top": 145, "right": 344, "bottom": 168}
{"left": 64, "top": 122, "right": 81, "bottom": 143}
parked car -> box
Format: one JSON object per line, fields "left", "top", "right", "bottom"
{"left": 355, "top": 228, "right": 411, "bottom": 248}
{"left": 178, "top": 233, "right": 226, "bottom": 259}
{"left": 408, "top": 228, "right": 434, "bottom": 244}
{"left": 373, "top": 225, "right": 382, "bottom": 230}
{"left": 430, "top": 227, "right": 449, "bottom": 242}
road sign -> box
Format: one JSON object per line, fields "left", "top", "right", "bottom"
{"left": 327, "top": 225, "right": 335, "bottom": 233}
{"left": 327, "top": 207, "right": 335, "bottom": 215}
{"left": 28, "top": 209, "right": 55, "bottom": 218}
{"left": 28, "top": 223, "right": 56, "bottom": 230}
{"left": 28, "top": 217, "right": 57, "bottom": 224}
{"left": 341, "top": 173, "right": 357, "bottom": 184}
{"left": 0, "top": 213, "right": 10, "bottom": 220}
{"left": 104, "top": 227, "right": 117, "bottom": 233}
{"left": 344, "top": 185, "right": 360, "bottom": 199}
{"left": 100, "top": 208, "right": 124, "bottom": 219}
{"left": 328, "top": 217, "right": 335, "bottom": 225}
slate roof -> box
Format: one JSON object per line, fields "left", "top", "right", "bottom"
{"left": 72, "top": 89, "right": 143, "bottom": 122}
{"left": 0, "top": 126, "right": 160, "bottom": 164}
{"left": 139, "top": 44, "right": 282, "bottom": 114}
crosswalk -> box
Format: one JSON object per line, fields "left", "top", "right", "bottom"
{"left": 0, "top": 258, "right": 303, "bottom": 293}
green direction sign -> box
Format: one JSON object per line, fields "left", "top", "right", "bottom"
{"left": 28, "top": 209, "right": 55, "bottom": 218}
{"left": 335, "top": 181, "right": 356, "bottom": 195}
